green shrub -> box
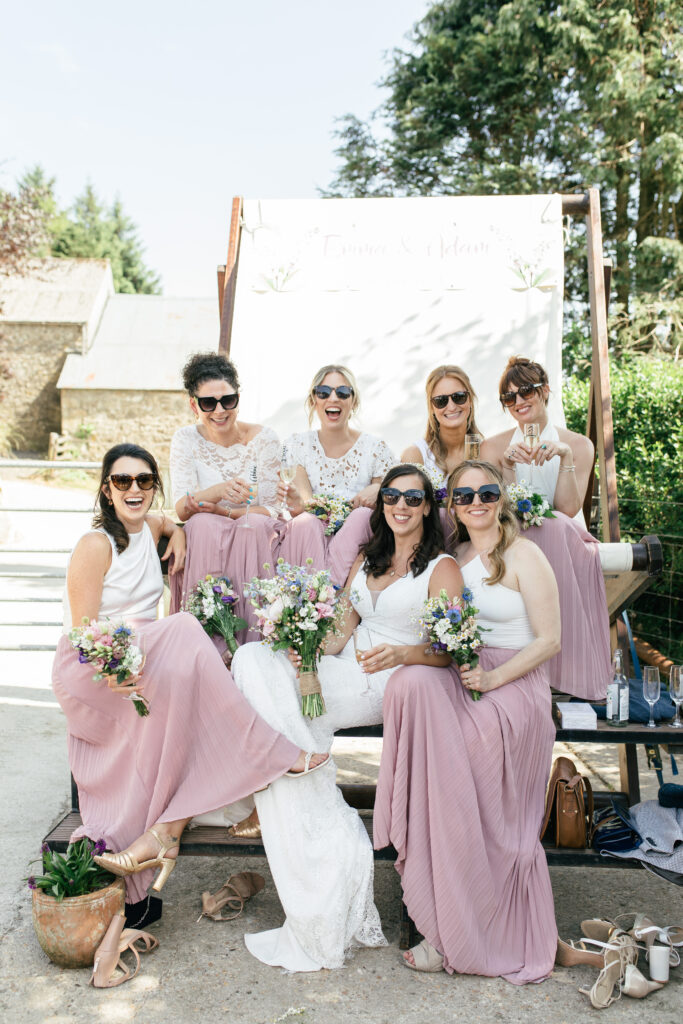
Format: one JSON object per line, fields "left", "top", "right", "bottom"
{"left": 564, "top": 358, "right": 683, "bottom": 663}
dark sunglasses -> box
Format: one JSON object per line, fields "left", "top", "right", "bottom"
{"left": 381, "top": 487, "right": 426, "bottom": 507}
{"left": 452, "top": 484, "right": 501, "bottom": 506}
{"left": 499, "top": 383, "right": 543, "bottom": 408}
{"left": 312, "top": 385, "right": 354, "bottom": 400}
{"left": 108, "top": 473, "right": 156, "bottom": 492}
{"left": 195, "top": 393, "right": 240, "bottom": 412}
{"left": 431, "top": 390, "right": 469, "bottom": 409}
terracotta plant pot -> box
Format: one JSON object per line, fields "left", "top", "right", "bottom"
{"left": 32, "top": 878, "right": 125, "bottom": 968}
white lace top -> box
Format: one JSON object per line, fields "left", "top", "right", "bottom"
{"left": 285, "top": 430, "right": 395, "bottom": 501}
{"left": 170, "top": 424, "right": 280, "bottom": 507}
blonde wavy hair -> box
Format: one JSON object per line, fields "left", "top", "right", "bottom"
{"left": 305, "top": 364, "right": 360, "bottom": 425}
{"left": 446, "top": 460, "right": 519, "bottom": 586}
{"left": 424, "top": 365, "right": 482, "bottom": 472}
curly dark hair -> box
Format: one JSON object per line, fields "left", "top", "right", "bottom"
{"left": 181, "top": 352, "right": 239, "bottom": 395}
{"left": 361, "top": 464, "right": 444, "bottom": 579}
{"left": 93, "top": 443, "right": 163, "bottom": 554}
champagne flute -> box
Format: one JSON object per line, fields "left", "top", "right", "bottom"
{"left": 643, "top": 666, "right": 660, "bottom": 729}
{"left": 464, "top": 433, "right": 482, "bottom": 460}
{"left": 278, "top": 444, "right": 296, "bottom": 520}
{"left": 236, "top": 463, "right": 258, "bottom": 530}
{"left": 669, "top": 665, "right": 683, "bottom": 728}
{"left": 353, "top": 625, "right": 373, "bottom": 694}
{"left": 523, "top": 423, "right": 540, "bottom": 486}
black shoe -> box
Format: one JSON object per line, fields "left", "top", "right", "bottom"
{"left": 124, "top": 894, "right": 163, "bottom": 929}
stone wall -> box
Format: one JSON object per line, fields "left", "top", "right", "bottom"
{"left": 0, "top": 322, "right": 84, "bottom": 452}
{"left": 60, "top": 389, "right": 190, "bottom": 466}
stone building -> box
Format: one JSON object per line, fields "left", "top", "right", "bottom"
{"left": 0, "top": 258, "right": 218, "bottom": 463}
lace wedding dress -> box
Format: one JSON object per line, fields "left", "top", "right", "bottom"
{"left": 230, "top": 553, "right": 453, "bottom": 971}
{"left": 285, "top": 430, "right": 395, "bottom": 500}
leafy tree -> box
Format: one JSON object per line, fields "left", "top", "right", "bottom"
{"left": 326, "top": 1, "right": 683, "bottom": 365}
{"left": 12, "top": 166, "right": 161, "bottom": 294}
{"left": 0, "top": 175, "right": 50, "bottom": 278}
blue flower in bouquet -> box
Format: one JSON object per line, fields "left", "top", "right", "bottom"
{"left": 518, "top": 498, "right": 532, "bottom": 513}
{"left": 462, "top": 587, "right": 473, "bottom": 603}
{"left": 435, "top": 486, "right": 448, "bottom": 504}
{"left": 446, "top": 607, "right": 462, "bottom": 624}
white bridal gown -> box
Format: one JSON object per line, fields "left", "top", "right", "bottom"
{"left": 231, "top": 554, "right": 453, "bottom": 971}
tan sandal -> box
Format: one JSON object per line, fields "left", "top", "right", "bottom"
{"left": 90, "top": 913, "right": 159, "bottom": 988}
{"left": 198, "top": 871, "right": 265, "bottom": 922}
{"left": 403, "top": 938, "right": 444, "bottom": 973}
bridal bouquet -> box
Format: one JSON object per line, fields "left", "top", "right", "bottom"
{"left": 245, "top": 560, "right": 343, "bottom": 718}
{"left": 185, "top": 574, "right": 247, "bottom": 655}
{"left": 506, "top": 481, "right": 555, "bottom": 529}
{"left": 69, "top": 619, "right": 148, "bottom": 716}
{"left": 305, "top": 493, "right": 353, "bottom": 535}
{"left": 420, "top": 588, "right": 486, "bottom": 700}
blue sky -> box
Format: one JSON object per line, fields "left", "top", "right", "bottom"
{"left": 2, "top": 0, "right": 429, "bottom": 295}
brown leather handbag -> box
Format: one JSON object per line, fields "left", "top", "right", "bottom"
{"left": 540, "top": 756, "right": 594, "bottom": 848}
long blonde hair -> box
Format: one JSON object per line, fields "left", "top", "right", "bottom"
{"left": 424, "top": 365, "right": 482, "bottom": 472}
{"left": 446, "top": 460, "right": 518, "bottom": 586}
{"left": 305, "top": 364, "right": 360, "bottom": 425}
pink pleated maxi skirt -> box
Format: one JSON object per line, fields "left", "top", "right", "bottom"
{"left": 442, "top": 509, "right": 611, "bottom": 700}
{"left": 52, "top": 613, "right": 299, "bottom": 901}
{"left": 374, "top": 648, "right": 558, "bottom": 985}
{"left": 170, "top": 509, "right": 373, "bottom": 644}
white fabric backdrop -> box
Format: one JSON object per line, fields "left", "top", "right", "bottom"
{"left": 229, "top": 196, "right": 565, "bottom": 453}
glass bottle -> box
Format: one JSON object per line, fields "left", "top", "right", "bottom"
{"left": 606, "top": 649, "right": 628, "bottom": 727}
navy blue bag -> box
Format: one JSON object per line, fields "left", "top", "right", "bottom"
{"left": 591, "top": 801, "right": 642, "bottom": 855}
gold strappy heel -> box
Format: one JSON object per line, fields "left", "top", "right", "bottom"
{"left": 94, "top": 827, "right": 180, "bottom": 892}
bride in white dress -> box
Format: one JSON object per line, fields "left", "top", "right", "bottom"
{"left": 230, "top": 464, "right": 464, "bottom": 971}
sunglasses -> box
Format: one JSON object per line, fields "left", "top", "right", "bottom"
{"left": 108, "top": 473, "right": 156, "bottom": 492}
{"left": 451, "top": 484, "right": 501, "bottom": 506}
{"left": 195, "top": 393, "right": 240, "bottom": 412}
{"left": 431, "top": 390, "right": 469, "bottom": 409}
{"left": 499, "top": 383, "right": 543, "bottom": 408}
{"left": 381, "top": 487, "right": 426, "bottom": 507}
{"left": 312, "top": 385, "right": 354, "bottom": 400}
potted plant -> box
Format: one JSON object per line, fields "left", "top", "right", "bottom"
{"left": 28, "top": 838, "right": 125, "bottom": 968}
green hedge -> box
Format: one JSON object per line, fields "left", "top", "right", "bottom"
{"left": 564, "top": 358, "right": 683, "bottom": 663}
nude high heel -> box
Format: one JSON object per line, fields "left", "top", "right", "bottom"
{"left": 94, "top": 827, "right": 180, "bottom": 893}
{"left": 621, "top": 964, "right": 664, "bottom": 998}
{"left": 556, "top": 937, "right": 605, "bottom": 968}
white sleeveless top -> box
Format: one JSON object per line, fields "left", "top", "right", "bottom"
{"left": 285, "top": 430, "right": 395, "bottom": 501}
{"left": 350, "top": 553, "right": 454, "bottom": 646}
{"left": 461, "top": 554, "right": 535, "bottom": 649}
{"left": 413, "top": 440, "right": 447, "bottom": 487}
{"left": 63, "top": 524, "right": 163, "bottom": 632}
{"left": 511, "top": 422, "right": 585, "bottom": 525}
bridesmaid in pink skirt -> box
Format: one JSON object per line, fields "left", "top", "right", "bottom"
{"left": 168, "top": 352, "right": 286, "bottom": 638}
{"left": 54, "top": 443, "right": 327, "bottom": 902}
{"left": 374, "top": 461, "right": 560, "bottom": 982}
{"left": 274, "top": 363, "right": 396, "bottom": 586}
{"left": 404, "top": 361, "right": 610, "bottom": 700}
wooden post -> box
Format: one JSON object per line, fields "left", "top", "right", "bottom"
{"left": 585, "top": 189, "right": 620, "bottom": 541}
{"left": 218, "top": 197, "right": 243, "bottom": 355}
{"left": 583, "top": 257, "right": 612, "bottom": 526}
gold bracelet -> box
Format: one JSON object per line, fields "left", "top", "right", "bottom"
{"left": 559, "top": 465, "right": 576, "bottom": 473}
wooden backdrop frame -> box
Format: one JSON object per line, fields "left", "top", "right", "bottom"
{"left": 217, "top": 189, "right": 620, "bottom": 543}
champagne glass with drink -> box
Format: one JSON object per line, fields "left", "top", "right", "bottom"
{"left": 278, "top": 444, "right": 295, "bottom": 520}
{"left": 236, "top": 462, "right": 258, "bottom": 529}
{"left": 643, "top": 666, "right": 660, "bottom": 729}
{"left": 353, "top": 625, "right": 373, "bottom": 694}
{"left": 523, "top": 423, "right": 540, "bottom": 486}
{"left": 669, "top": 666, "right": 683, "bottom": 728}
{"left": 464, "top": 433, "right": 482, "bottom": 460}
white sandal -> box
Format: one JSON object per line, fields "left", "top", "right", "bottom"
{"left": 285, "top": 752, "right": 330, "bottom": 778}
{"left": 403, "top": 938, "right": 445, "bottom": 973}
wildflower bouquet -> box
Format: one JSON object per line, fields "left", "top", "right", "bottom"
{"left": 305, "top": 493, "right": 353, "bottom": 535}
{"left": 421, "top": 587, "right": 487, "bottom": 700}
{"left": 506, "top": 481, "right": 556, "bottom": 530}
{"left": 27, "top": 838, "right": 114, "bottom": 901}
{"left": 185, "top": 574, "right": 247, "bottom": 655}
{"left": 411, "top": 463, "right": 447, "bottom": 506}
{"left": 69, "top": 619, "right": 148, "bottom": 716}
{"left": 245, "top": 560, "right": 343, "bottom": 718}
